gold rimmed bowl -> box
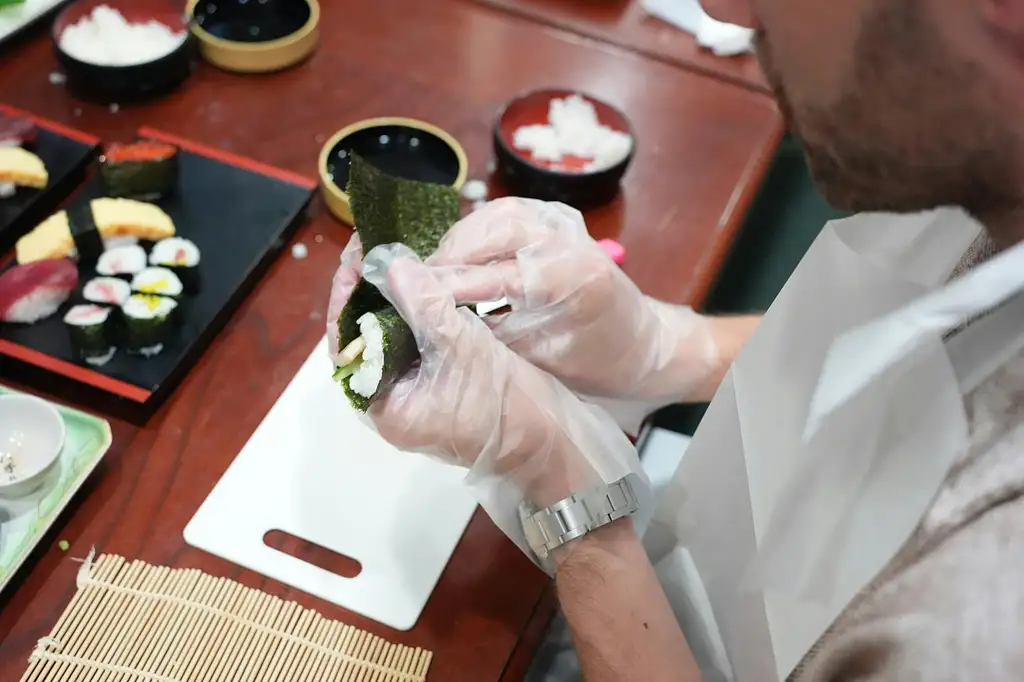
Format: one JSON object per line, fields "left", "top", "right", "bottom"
{"left": 186, "top": 0, "right": 319, "bottom": 74}
{"left": 318, "top": 117, "right": 468, "bottom": 226}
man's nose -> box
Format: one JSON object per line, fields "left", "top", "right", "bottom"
{"left": 700, "top": 0, "right": 757, "bottom": 28}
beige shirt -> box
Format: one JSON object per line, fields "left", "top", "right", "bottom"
{"left": 794, "top": 236, "right": 1024, "bottom": 682}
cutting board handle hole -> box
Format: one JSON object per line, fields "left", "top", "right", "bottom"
{"left": 263, "top": 529, "right": 363, "bottom": 578}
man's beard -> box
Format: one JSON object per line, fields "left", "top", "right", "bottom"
{"left": 753, "top": 8, "right": 1021, "bottom": 224}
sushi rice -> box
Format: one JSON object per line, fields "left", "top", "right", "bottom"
{"left": 96, "top": 244, "right": 147, "bottom": 276}
{"left": 149, "top": 236, "right": 199, "bottom": 267}
{"left": 131, "top": 266, "right": 183, "bottom": 297}
{"left": 348, "top": 312, "right": 385, "bottom": 398}
{"left": 83, "top": 276, "right": 131, "bottom": 305}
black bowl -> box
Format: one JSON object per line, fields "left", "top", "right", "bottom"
{"left": 493, "top": 88, "right": 635, "bottom": 210}
{"left": 53, "top": 0, "right": 196, "bottom": 104}
{"left": 191, "top": 0, "right": 310, "bottom": 42}
{"left": 319, "top": 117, "right": 468, "bottom": 225}
{"left": 187, "top": 0, "right": 320, "bottom": 73}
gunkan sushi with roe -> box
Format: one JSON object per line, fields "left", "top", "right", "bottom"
{"left": 63, "top": 304, "right": 116, "bottom": 366}
{"left": 122, "top": 293, "right": 177, "bottom": 357}
{"left": 96, "top": 244, "right": 147, "bottom": 277}
{"left": 0, "top": 259, "right": 79, "bottom": 324}
{"left": 131, "top": 266, "right": 183, "bottom": 299}
{"left": 148, "top": 237, "right": 200, "bottom": 293}
{"left": 83, "top": 276, "right": 131, "bottom": 306}
{"left": 99, "top": 141, "right": 179, "bottom": 200}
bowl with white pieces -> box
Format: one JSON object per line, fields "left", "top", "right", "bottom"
{"left": 0, "top": 394, "right": 65, "bottom": 498}
{"left": 53, "top": 0, "right": 196, "bottom": 104}
{"left": 493, "top": 89, "right": 636, "bottom": 209}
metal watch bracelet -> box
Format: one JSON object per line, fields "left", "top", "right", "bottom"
{"left": 519, "top": 473, "right": 644, "bottom": 571}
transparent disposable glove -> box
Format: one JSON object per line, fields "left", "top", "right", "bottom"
{"left": 326, "top": 233, "right": 362, "bottom": 360}
{"left": 357, "top": 243, "right": 650, "bottom": 572}
{"left": 428, "top": 198, "right": 719, "bottom": 428}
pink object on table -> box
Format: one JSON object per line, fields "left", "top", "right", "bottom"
{"left": 597, "top": 238, "right": 625, "bottom": 264}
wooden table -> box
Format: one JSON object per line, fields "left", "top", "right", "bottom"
{"left": 475, "top": 0, "right": 768, "bottom": 92}
{"left": 0, "top": 0, "right": 781, "bottom": 679}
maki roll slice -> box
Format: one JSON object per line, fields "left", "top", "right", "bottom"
{"left": 122, "top": 294, "right": 177, "bottom": 357}
{"left": 83, "top": 276, "right": 131, "bottom": 306}
{"left": 96, "top": 244, "right": 147, "bottom": 278}
{"left": 63, "top": 305, "right": 116, "bottom": 366}
{"left": 149, "top": 237, "right": 200, "bottom": 293}
{"left": 332, "top": 153, "right": 460, "bottom": 411}
{"left": 131, "top": 266, "right": 183, "bottom": 299}
{"left": 99, "top": 141, "right": 179, "bottom": 201}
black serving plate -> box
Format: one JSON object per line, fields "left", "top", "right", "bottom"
{"left": 0, "top": 103, "right": 97, "bottom": 255}
{"left": 0, "top": 127, "right": 315, "bottom": 421}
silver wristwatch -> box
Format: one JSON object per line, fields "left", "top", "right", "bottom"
{"left": 519, "top": 473, "right": 644, "bottom": 572}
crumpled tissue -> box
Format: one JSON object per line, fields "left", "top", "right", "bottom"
{"left": 642, "top": 0, "right": 755, "bottom": 57}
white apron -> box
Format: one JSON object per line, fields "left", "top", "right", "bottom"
{"left": 643, "top": 207, "right": 1024, "bottom": 682}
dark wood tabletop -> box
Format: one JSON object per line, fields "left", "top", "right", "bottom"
{"left": 475, "top": 0, "right": 768, "bottom": 92}
{"left": 0, "top": 0, "right": 781, "bottom": 679}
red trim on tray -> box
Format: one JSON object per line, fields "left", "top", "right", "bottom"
{"left": 137, "top": 127, "right": 318, "bottom": 190}
{"left": 0, "top": 340, "right": 151, "bottom": 403}
{"left": 0, "top": 102, "right": 100, "bottom": 146}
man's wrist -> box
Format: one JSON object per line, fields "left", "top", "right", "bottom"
{"left": 552, "top": 516, "right": 637, "bottom": 571}
{"left": 686, "top": 314, "right": 760, "bottom": 400}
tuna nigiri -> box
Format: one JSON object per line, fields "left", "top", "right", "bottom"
{"left": 0, "top": 259, "right": 79, "bottom": 324}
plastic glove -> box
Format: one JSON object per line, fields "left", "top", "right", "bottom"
{"left": 360, "top": 243, "right": 650, "bottom": 572}
{"left": 326, "top": 233, "right": 363, "bottom": 360}
{"left": 428, "top": 198, "right": 719, "bottom": 421}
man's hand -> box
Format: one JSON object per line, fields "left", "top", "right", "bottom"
{"left": 429, "top": 198, "right": 748, "bottom": 406}
{"left": 358, "top": 244, "right": 648, "bottom": 546}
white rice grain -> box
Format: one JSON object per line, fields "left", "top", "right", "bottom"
{"left": 349, "top": 313, "right": 385, "bottom": 398}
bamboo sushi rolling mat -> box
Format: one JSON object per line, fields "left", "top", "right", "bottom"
{"left": 18, "top": 553, "right": 434, "bottom": 682}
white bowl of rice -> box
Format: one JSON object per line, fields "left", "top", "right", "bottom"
{"left": 52, "top": 0, "right": 196, "bottom": 103}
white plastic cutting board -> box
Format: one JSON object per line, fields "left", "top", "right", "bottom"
{"left": 184, "top": 336, "right": 477, "bottom": 631}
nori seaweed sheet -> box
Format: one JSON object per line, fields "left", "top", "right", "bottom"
{"left": 336, "top": 153, "right": 460, "bottom": 410}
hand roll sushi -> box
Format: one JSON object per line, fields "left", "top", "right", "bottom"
{"left": 122, "top": 294, "right": 177, "bottom": 357}
{"left": 148, "top": 237, "right": 200, "bottom": 293}
{"left": 0, "top": 259, "right": 78, "bottom": 324}
{"left": 83, "top": 276, "right": 131, "bottom": 306}
{"left": 333, "top": 308, "right": 418, "bottom": 410}
{"left": 131, "top": 267, "right": 183, "bottom": 299}
{"left": 96, "top": 244, "right": 147, "bottom": 278}
{"left": 63, "top": 305, "right": 116, "bottom": 366}
{"left": 99, "top": 141, "right": 179, "bottom": 200}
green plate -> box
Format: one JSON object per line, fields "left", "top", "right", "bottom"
{"left": 0, "top": 385, "right": 111, "bottom": 592}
